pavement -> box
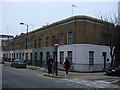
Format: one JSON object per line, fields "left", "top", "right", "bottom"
{"left": 26, "top": 64, "right": 119, "bottom": 79}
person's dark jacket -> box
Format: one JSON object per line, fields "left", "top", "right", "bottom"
{"left": 47, "top": 58, "right": 54, "bottom": 66}
{"left": 64, "top": 60, "right": 70, "bottom": 69}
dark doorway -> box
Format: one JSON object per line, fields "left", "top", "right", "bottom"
{"left": 40, "top": 52, "right": 43, "bottom": 66}
{"left": 34, "top": 52, "right": 37, "bottom": 66}
{"left": 103, "top": 52, "right": 107, "bottom": 69}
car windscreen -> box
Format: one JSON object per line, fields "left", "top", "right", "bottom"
{"left": 14, "top": 59, "right": 25, "bottom": 62}
{"left": 18, "top": 60, "right": 25, "bottom": 62}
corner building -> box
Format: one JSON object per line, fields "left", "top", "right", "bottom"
{"left": 3, "top": 16, "right": 114, "bottom": 72}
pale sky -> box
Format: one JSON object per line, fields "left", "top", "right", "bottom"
{"left": 0, "top": 0, "right": 119, "bottom": 36}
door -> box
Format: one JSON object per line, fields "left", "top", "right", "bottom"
{"left": 40, "top": 52, "right": 43, "bottom": 66}
{"left": 35, "top": 52, "right": 37, "bottom": 66}
{"left": 103, "top": 52, "right": 107, "bottom": 69}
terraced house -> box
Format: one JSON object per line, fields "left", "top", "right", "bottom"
{"left": 2, "top": 15, "right": 115, "bottom": 72}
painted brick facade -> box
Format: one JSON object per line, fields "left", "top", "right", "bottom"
{"left": 2, "top": 15, "right": 115, "bottom": 71}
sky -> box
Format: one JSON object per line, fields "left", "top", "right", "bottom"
{"left": 0, "top": 0, "right": 119, "bottom": 36}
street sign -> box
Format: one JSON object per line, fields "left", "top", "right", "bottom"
{"left": 54, "top": 42, "right": 58, "bottom": 48}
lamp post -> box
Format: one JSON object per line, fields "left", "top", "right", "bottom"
{"left": 20, "top": 22, "right": 28, "bottom": 49}
{"left": 54, "top": 39, "right": 58, "bottom": 76}
{"left": 20, "top": 22, "right": 28, "bottom": 60}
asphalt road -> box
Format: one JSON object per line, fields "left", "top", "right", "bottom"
{"left": 2, "top": 65, "right": 87, "bottom": 88}
{"left": 1, "top": 64, "right": 120, "bottom": 89}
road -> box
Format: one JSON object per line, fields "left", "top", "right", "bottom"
{"left": 1, "top": 64, "right": 120, "bottom": 89}
{"left": 2, "top": 65, "right": 88, "bottom": 88}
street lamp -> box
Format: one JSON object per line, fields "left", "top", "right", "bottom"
{"left": 54, "top": 39, "right": 58, "bottom": 76}
{"left": 20, "top": 22, "right": 28, "bottom": 60}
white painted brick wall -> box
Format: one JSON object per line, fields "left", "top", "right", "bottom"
{"left": 58, "top": 44, "right": 111, "bottom": 71}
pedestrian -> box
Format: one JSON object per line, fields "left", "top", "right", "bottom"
{"left": 47, "top": 55, "right": 54, "bottom": 75}
{"left": 64, "top": 57, "right": 70, "bottom": 76}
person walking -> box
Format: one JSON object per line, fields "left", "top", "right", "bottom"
{"left": 47, "top": 55, "right": 54, "bottom": 75}
{"left": 64, "top": 57, "right": 70, "bottom": 76}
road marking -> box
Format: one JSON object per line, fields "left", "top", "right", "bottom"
{"left": 63, "top": 79, "right": 118, "bottom": 88}
{"left": 95, "top": 79, "right": 120, "bottom": 84}
{"left": 95, "top": 80, "right": 111, "bottom": 84}
{"left": 111, "top": 80, "right": 120, "bottom": 84}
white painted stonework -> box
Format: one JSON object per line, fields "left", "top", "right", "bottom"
{"left": 58, "top": 44, "right": 111, "bottom": 72}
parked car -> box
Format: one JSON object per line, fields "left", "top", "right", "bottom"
{"left": 106, "top": 65, "right": 120, "bottom": 76}
{"left": 11, "top": 59, "right": 26, "bottom": 68}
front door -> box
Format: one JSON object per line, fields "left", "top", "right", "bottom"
{"left": 103, "top": 52, "right": 107, "bottom": 69}
{"left": 40, "top": 52, "right": 43, "bottom": 66}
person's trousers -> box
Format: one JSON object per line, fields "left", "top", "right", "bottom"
{"left": 65, "top": 68, "right": 68, "bottom": 74}
{"left": 48, "top": 65, "right": 52, "bottom": 74}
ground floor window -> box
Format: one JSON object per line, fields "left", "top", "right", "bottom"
{"left": 22, "top": 53, "right": 24, "bottom": 60}
{"left": 68, "top": 51, "right": 72, "bottom": 64}
{"left": 19, "top": 53, "right": 21, "bottom": 59}
{"left": 17, "top": 53, "right": 18, "bottom": 59}
{"left": 89, "top": 51, "right": 94, "bottom": 65}
{"left": 26, "top": 53, "right": 28, "bottom": 60}
{"left": 60, "top": 51, "right": 64, "bottom": 64}
{"left": 30, "top": 53, "right": 32, "bottom": 61}
{"left": 46, "top": 52, "right": 50, "bottom": 61}
{"left": 35, "top": 52, "right": 37, "bottom": 61}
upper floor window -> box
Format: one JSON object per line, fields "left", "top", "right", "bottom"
{"left": 67, "top": 32, "right": 73, "bottom": 45}
{"left": 46, "top": 37, "right": 49, "bottom": 47}
{"left": 52, "top": 35, "right": 56, "bottom": 46}
{"left": 39, "top": 39, "right": 41, "bottom": 48}
{"left": 34, "top": 40, "right": 37, "bottom": 48}
{"left": 60, "top": 34, "right": 64, "bottom": 45}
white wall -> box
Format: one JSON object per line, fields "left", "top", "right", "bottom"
{"left": 58, "top": 44, "right": 111, "bottom": 71}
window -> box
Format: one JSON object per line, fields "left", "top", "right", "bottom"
{"left": 52, "top": 35, "right": 56, "bottom": 46}
{"left": 39, "top": 39, "right": 41, "bottom": 48}
{"left": 60, "top": 34, "right": 64, "bottom": 45}
{"left": 35, "top": 52, "right": 37, "bottom": 60}
{"left": 26, "top": 53, "right": 28, "bottom": 60}
{"left": 68, "top": 51, "right": 72, "bottom": 64}
{"left": 60, "top": 52, "right": 64, "bottom": 64}
{"left": 67, "top": 32, "right": 73, "bottom": 45}
{"left": 89, "top": 51, "right": 94, "bottom": 65}
{"left": 22, "top": 53, "right": 24, "bottom": 59}
{"left": 34, "top": 40, "right": 37, "bottom": 48}
{"left": 22, "top": 42, "right": 24, "bottom": 49}
{"left": 17, "top": 53, "right": 18, "bottom": 59}
{"left": 46, "top": 52, "right": 50, "bottom": 61}
{"left": 19, "top": 53, "right": 21, "bottom": 59}
{"left": 9, "top": 53, "right": 11, "bottom": 58}
{"left": 30, "top": 53, "right": 32, "bottom": 60}
{"left": 46, "top": 37, "right": 49, "bottom": 47}
{"left": 12, "top": 53, "right": 13, "bottom": 59}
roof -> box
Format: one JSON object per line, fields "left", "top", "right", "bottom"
{"left": 15, "top": 15, "right": 112, "bottom": 39}
{"left": 0, "top": 35, "right": 14, "bottom": 38}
